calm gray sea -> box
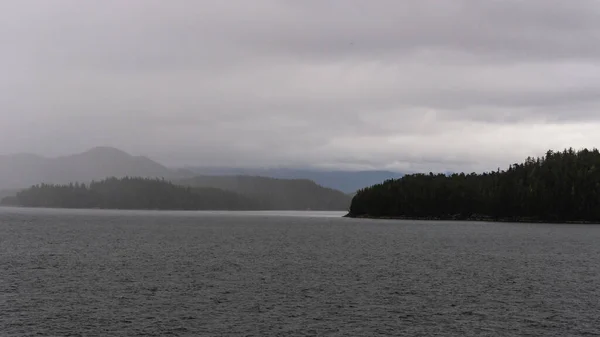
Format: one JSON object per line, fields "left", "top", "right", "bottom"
{"left": 1, "top": 207, "right": 599, "bottom": 336}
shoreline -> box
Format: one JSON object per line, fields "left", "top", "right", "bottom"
{"left": 344, "top": 213, "right": 599, "bottom": 224}
{"left": 0, "top": 205, "right": 347, "bottom": 213}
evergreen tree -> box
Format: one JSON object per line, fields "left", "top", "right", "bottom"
{"left": 0, "top": 177, "right": 258, "bottom": 210}
{"left": 348, "top": 148, "right": 600, "bottom": 223}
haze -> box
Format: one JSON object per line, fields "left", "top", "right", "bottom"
{"left": 2, "top": 0, "right": 600, "bottom": 173}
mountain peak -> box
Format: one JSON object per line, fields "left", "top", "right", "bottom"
{"left": 82, "top": 146, "right": 132, "bottom": 157}
{"left": 0, "top": 146, "right": 179, "bottom": 189}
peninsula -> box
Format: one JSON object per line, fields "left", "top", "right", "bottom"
{"left": 347, "top": 148, "right": 600, "bottom": 223}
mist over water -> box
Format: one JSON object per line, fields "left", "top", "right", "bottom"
{"left": 1, "top": 208, "right": 599, "bottom": 336}
{"left": 0, "top": 207, "right": 347, "bottom": 218}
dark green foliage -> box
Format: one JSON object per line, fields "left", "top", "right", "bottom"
{"left": 348, "top": 148, "right": 600, "bottom": 222}
{"left": 0, "top": 177, "right": 257, "bottom": 210}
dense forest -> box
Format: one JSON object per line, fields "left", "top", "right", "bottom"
{"left": 0, "top": 177, "right": 257, "bottom": 210}
{"left": 348, "top": 148, "right": 600, "bottom": 223}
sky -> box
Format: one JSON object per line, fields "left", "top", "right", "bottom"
{"left": 2, "top": 0, "right": 600, "bottom": 173}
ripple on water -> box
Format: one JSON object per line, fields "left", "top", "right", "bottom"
{"left": 1, "top": 209, "right": 600, "bottom": 336}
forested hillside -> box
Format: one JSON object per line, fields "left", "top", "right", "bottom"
{"left": 0, "top": 177, "right": 257, "bottom": 210}
{"left": 348, "top": 148, "right": 600, "bottom": 223}
{"left": 178, "top": 175, "right": 352, "bottom": 210}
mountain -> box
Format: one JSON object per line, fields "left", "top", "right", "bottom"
{"left": 185, "top": 167, "right": 403, "bottom": 193}
{"left": 1, "top": 146, "right": 402, "bottom": 193}
{"left": 0, "top": 147, "right": 180, "bottom": 189}
{"left": 178, "top": 175, "right": 352, "bottom": 210}
{"left": 0, "top": 147, "right": 352, "bottom": 211}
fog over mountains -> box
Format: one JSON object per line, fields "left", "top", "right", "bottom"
{"left": 0, "top": 147, "right": 179, "bottom": 189}
{"left": 187, "top": 167, "right": 403, "bottom": 194}
{"left": 0, "top": 147, "right": 401, "bottom": 193}
{"left": 0, "top": 147, "right": 366, "bottom": 210}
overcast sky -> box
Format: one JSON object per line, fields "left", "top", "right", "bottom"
{"left": 2, "top": 1, "right": 600, "bottom": 172}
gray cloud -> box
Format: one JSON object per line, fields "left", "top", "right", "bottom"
{"left": 2, "top": 0, "right": 600, "bottom": 173}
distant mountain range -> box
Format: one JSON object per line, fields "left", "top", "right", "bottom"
{"left": 185, "top": 167, "right": 403, "bottom": 193}
{"left": 0, "top": 147, "right": 402, "bottom": 193}
{"left": 0, "top": 147, "right": 180, "bottom": 189}
{"left": 0, "top": 147, "right": 359, "bottom": 210}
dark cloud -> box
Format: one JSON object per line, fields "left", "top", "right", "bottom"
{"left": 1, "top": 0, "right": 600, "bottom": 172}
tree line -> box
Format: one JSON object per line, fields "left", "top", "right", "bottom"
{"left": 0, "top": 177, "right": 257, "bottom": 210}
{"left": 348, "top": 148, "right": 600, "bottom": 223}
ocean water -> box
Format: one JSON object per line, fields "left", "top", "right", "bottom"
{"left": 1, "top": 207, "right": 599, "bottom": 336}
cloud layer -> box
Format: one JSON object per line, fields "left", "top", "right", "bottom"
{"left": 2, "top": 0, "right": 600, "bottom": 172}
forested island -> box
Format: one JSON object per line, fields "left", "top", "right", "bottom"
{"left": 347, "top": 148, "right": 600, "bottom": 223}
{"left": 0, "top": 175, "right": 352, "bottom": 211}
{"left": 0, "top": 177, "right": 257, "bottom": 210}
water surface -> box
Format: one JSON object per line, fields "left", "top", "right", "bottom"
{"left": 1, "top": 207, "right": 599, "bottom": 336}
